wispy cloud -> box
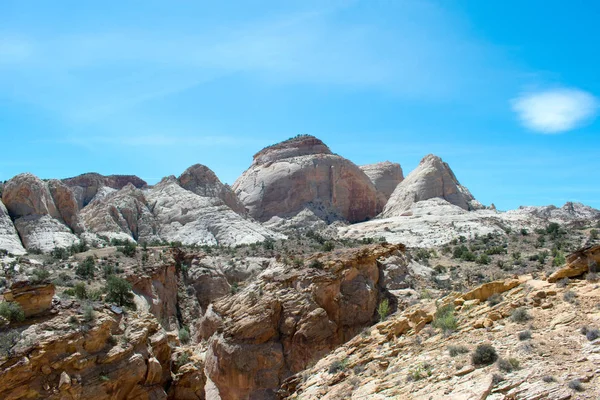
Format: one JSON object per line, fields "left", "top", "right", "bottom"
{"left": 511, "top": 88, "right": 599, "bottom": 133}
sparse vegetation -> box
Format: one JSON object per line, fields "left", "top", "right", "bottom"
{"left": 542, "top": 375, "right": 556, "bottom": 383}
{"left": 497, "top": 357, "right": 520, "bottom": 372}
{"left": 448, "top": 345, "right": 469, "bottom": 357}
{"left": 556, "top": 277, "right": 570, "bottom": 288}
{"left": 76, "top": 256, "right": 96, "bottom": 280}
{"left": 432, "top": 304, "right": 457, "bottom": 334}
{"left": 0, "top": 330, "right": 20, "bottom": 357}
{"left": 568, "top": 379, "right": 584, "bottom": 392}
{"left": 510, "top": 307, "right": 531, "bottom": 323}
{"left": 105, "top": 276, "right": 135, "bottom": 308}
{"left": 82, "top": 304, "right": 95, "bottom": 322}
{"left": 0, "top": 301, "right": 25, "bottom": 323}
{"left": 407, "top": 362, "right": 433, "bottom": 381}
{"left": 377, "top": 298, "right": 390, "bottom": 321}
{"left": 471, "top": 344, "right": 498, "bottom": 366}
{"left": 518, "top": 330, "right": 532, "bottom": 341}
{"left": 563, "top": 290, "right": 577, "bottom": 304}
{"left": 487, "top": 293, "right": 503, "bottom": 307}
{"left": 179, "top": 327, "right": 190, "bottom": 344}
{"left": 328, "top": 358, "right": 349, "bottom": 374}
{"left": 30, "top": 268, "right": 50, "bottom": 284}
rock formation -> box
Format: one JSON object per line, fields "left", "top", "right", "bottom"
{"left": 178, "top": 164, "right": 246, "bottom": 215}
{"left": 359, "top": 161, "right": 403, "bottom": 207}
{"left": 548, "top": 244, "right": 600, "bottom": 282}
{"left": 3, "top": 279, "right": 55, "bottom": 317}
{"left": 233, "top": 135, "right": 380, "bottom": 223}
{"left": 146, "top": 176, "right": 283, "bottom": 246}
{"left": 0, "top": 199, "right": 25, "bottom": 255}
{"left": 380, "top": 154, "right": 482, "bottom": 217}
{"left": 79, "top": 184, "right": 160, "bottom": 244}
{"left": 200, "top": 243, "right": 403, "bottom": 399}
{"left": 62, "top": 172, "right": 147, "bottom": 209}
{"left": 510, "top": 201, "right": 600, "bottom": 223}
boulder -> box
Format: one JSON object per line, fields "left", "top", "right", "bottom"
{"left": 3, "top": 279, "right": 55, "bottom": 317}
{"left": 233, "top": 135, "right": 380, "bottom": 223}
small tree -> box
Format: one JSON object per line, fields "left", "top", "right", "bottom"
{"left": 73, "top": 282, "right": 87, "bottom": 300}
{"left": 118, "top": 242, "right": 137, "bottom": 257}
{"left": 105, "top": 276, "right": 135, "bottom": 308}
{"left": 0, "top": 302, "right": 25, "bottom": 323}
{"left": 378, "top": 298, "right": 390, "bottom": 321}
{"left": 76, "top": 256, "right": 96, "bottom": 279}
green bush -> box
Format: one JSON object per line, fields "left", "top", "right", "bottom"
{"left": 0, "top": 302, "right": 25, "bottom": 323}
{"left": 568, "top": 379, "right": 584, "bottom": 392}
{"left": 487, "top": 293, "right": 503, "bottom": 307}
{"left": 179, "top": 327, "right": 190, "bottom": 344}
{"left": 105, "top": 276, "right": 135, "bottom": 308}
{"left": 432, "top": 304, "right": 457, "bottom": 334}
{"left": 73, "top": 282, "right": 87, "bottom": 300}
{"left": 328, "top": 357, "right": 349, "bottom": 374}
{"left": 82, "top": 304, "right": 95, "bottom": 322}
{"left": 377, "top": 299, "right": 390, "bottom": 321}
{"left": 0, "top": 330, "right": 20, "bottom": 357}
{"left": 76, "top": 256, "right": 96, "bottom": 279}
{"left": 407, "top": 362, "right": 433, "bottom": 381}
{"left": 118, "top": 242, "right": 137, "bottom": 257}
{"left": 322, "top": 241, "right": 335, "bottom": 252}
{"left": 497, "top": 357, "right": 519, "bottom": 372}
{"left": 31, "top": 268, "right": 50, "bottom": 284}
{"left": 471, "top": 344, "right": 498, "bottom": 366}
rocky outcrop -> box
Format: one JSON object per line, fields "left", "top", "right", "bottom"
{"left": 146, "top": 177, "right": 283, "bottom": 246}
{"left": 178, "top": 164, "right": 246, "bottom": 215}
{"left": 359, "top": 161, "right": 403, "bottom": 206}
{"left": 510, "top": 201, "right": 600, "bottom": 223}
{"left": 201, "top": 243, "right": 403, "bottom": 400}
{"left": 79, "top": 184, "right": 160, "bottom": 243}
{"left": 548, "top": 244, "right": 600, "bottom": 282}
{"left": 0, "top": 312, "right": 173, "bottom": 399}
{"left": 0, "top": 199, "right": 26, "bottom": 255}
{"left": 232, "top": 135, "right": 380, "bottom": 223}
{"left": 280, "top": 276, "right": 600, "bottom": 399}
{"left": 381, "top": 154, "right": 482, "bottom": 217}
{"left": 62, "top": 172, "right": 147, "bottom": 209}
{"left": 3, "top": 279, "right": 55, "bottom": 317}
{"left": 1, "top": 174, "right": 82, "bottom": 252}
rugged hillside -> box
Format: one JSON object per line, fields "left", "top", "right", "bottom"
{"left": 280, "top": 271, "right": 600, "bottom": 399}
{"left": 232, "top": 135, "right": 380, "bottom": 224}
{"left": 381, "top": 154, "right": 483, "bottom": 218}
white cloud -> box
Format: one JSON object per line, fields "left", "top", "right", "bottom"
{"left": 512, "top": 88, "right": 599, "bottom": 133}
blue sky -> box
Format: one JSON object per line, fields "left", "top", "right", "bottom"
{"left": 1, "top": 0, "right": 599, "bottom": 210}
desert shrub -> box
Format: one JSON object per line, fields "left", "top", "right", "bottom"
{"left": 0, "top": 302, "right": 25, "bottom": 323}
{"left": 0, "top": 330, "right": 20, "bottom": 357}
{"left": 118, "top": 242, "right": 137, "bottom": 257}
{"left": 518, "top": 330, "right": 532, "bottom": 341}
{"left": 586, "top": 272, "right": 598, "bottom": 282}
{"left": 73, "top": 282, "right": 87, "bottom": 300}
{"left": 102, "top": 264, "right": 115, "bottom": 279}
{"left": 262, "top": 239, "right": 275, "bottom": 250}
{"left": 556, "top": 277, "right": 569, "bottom": 288}
{"left": 328, "top": 358, "right": 349, "bottom": 374}
{"left": 563, "top": 290, "right": 577, "bottom": 304}
{"left": 230, "top": 282, "right": 239, "bottom": 295}
{"left": 568, "top": 379, "right": 584, "bottom": 392}
{"left": 179, "top": 327, "right": 190, "bottom": 344}
{"left": 31, "top": 268, "right": 50, "bottom": 284}
{"left": 492, "top": 373, "right": 505, "bottom": 384}
{"left": 497, "top": 357, "right": 520, "bottom": 372}
{"left": 322, "top": 241, "right": 335, "bottom": 252}
{"left": 432, "top": 304, "right": 457, "bottom": 334}
{"left": 553, "top": 252, "right": 565, "bottom": 267}
{"left": 487, "top": 293, "right": 503, "bottom": 307}
{"left": 76, "top": 256, "right": 96, "bottom": 279}
{"left": 176, "top": 352, "right": 190, "bottom": 368}
{"left": 542, "top": 375, "right": 556, "bottom": 383}
{"left": 448, "top": 345, "right": 469, "bottom": 357}
{"left": 105, "top": 276, "right": 135, "bottom": 308}
{"left": 51, "top": 247, "right": 70, "bottom": 260}
{"left": 471, "top": 344, "right": 498, "bottom": 366}
{"left": 407, "top": 362, "right": 433, "bottom": 381}
{"left": 377, "top": 299, "right": 390, "bottom": 321}
{"left": 309, "top": 260, "right": 324, "bottom": 269}
{"left": 88, "top": 289, "right": 103, "bottom": 301}
{"left": 476, "top": 254, "right": 491, "bottom": 265}
{"left": 510, "top": 307, "right": 531, "bottom": 323}
{"left": 586, "top": 327, "right": 599, "bottom": 341}
{"left": 82, "top": 304, "right": 95, "bottom": 322}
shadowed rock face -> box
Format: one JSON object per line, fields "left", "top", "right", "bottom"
{"left": 62, "top": 172, "right": 147, "bottom": 209}
{"left": 0, "top": 199, "right": 26, "bottom": 255}
{"left": 381, "top": 154, "right": 482, "bottom": 217}
{"left": 233, "top": 135, "right": 380, "bottom": 223}
{"left": 360, "top": 161, "right": 404, "bottom": 208}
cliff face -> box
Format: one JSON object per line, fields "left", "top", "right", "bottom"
{"left": 199, "top": 243, "right": 404, "bottom": 399}
{"left": 233, "top": 135, "right": 380, "bottom": 224}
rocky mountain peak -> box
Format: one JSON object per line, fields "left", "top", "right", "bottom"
{"left": 62, "top": 172, "right": 147, "bottom": 209}
{"left": 252, "top": 134, "right": 332, "bottom": 165}
{"left": 380, "top": 154, "right": 481, "bottom": 217}
{"left": 360, "top": 161, "right": 404, "bottom": 205}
